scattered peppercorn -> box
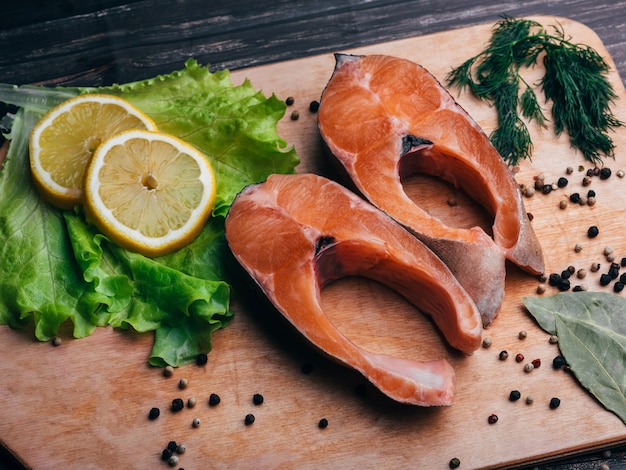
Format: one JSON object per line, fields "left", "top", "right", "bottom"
{"left": 569, "top": 192, "right": 581, "bottom": 203}
{"left": 541, "top": 184, "right": 553, "bottom": 195}
{"left": 553, "top": 355, "right": 566, "bottom": 369}
{"left": 600, "top": 273, "right": 612, "bottom": 286}
{"left": 196, "top": 353, "right": 208, "bottom": 366}
{"left": 187, "top": 397, "right": 197, "bottom": 408}
{"left": 524, "top": 363, "right": 534, "bottom": 373}
{"left": 244, "top": 413, "right": 255, "bottom": 425}
{"left": 549, "top": 335, "right": 559, "bottom": 344}
{"left": 591, "top": 262, "right": 601, "bottom": 272}
{"left": 482, "top": 337, "right": 492, "bottom": 348}
{"left": 499, "top": 350, "right": 509, "bottom": 361}
{"left": 549, "top": 397, "right": 561, "bottom": 409}
{"left": 309, "top": 100, "right": 320, "bottom": 113}
{"left": 168, "top": 455, "right": 179, "bottom": 467}
{"left": 163, "top": 365, "right": 174, "bottom": 377}
{"left": 285, "top": 96, "right": 295, "bottom": 106}
{"left": 176, "top": 443, "right": 186, "bottom": 454}
{"left": 614, "top": 282, "right": 624, "bottom": 293}
{"left": 548, "top": 273, "right": 561, "bottom": 286}
{"left": 171, "top": 398, "right": 184, "bottom": 412}
{"left": 558, "top": 278, "right": 571, "bottom": 291}
{"left": 487, "top": 414, "right": 498, "bottom": 424}
{"left": 253, "top": 393, "right": 264, "bottom": 405}
{"left": 208, "top": 393, "right": 221, "bottom": 407}
{"left": 561, "top": 269, "right": 571, "bottom": 280}
{"left": 531, "top": 358, "right": 541, "bottom": 369}
{"left": 192, "top": 418, "right": 201, "bottom": 428}
{"left": 290, "top": 110, "right": 299, "bottom": 121}
{"left": 449, "top": 457, "right": 461, "bottom": 469}
{"left": 558, "top": 200, "right": 567, "bottom": 210}
{"left": 148, "top": 407, "right": 160, "bottom": 420}
{"left": 582, "top": 176, "right": 592, "bottom": 186}
{"left": 161, "top": 448, "right": 173, "bottom": 462}
{"left": 574, "top": 243, "right": 583, "bottom": 253}
{"left": 515, "top": 353, "right": 524, "bottom": 363}
{"left": 318, "top": 418, "right": 329, "bottom": 429}
{"left": 167, "top": 441, "right": 178, "bottom": 452}
{"left": 600, "top": 167, "right": 612, "bottom": 179}
{"left": 509, "top": 390, "right": 521, "bottom": 401}
{"left": 609, "top": 265, "right": 620, "bottom": 279}
{"left": 179, "top": 378, "right": 188, "bottom": 390}
{"left": 617, "top": 169, "right": 625, "bottom": 178}
{"left": 525, "top": 396, "right": 534, "bottom": 405}
{"left": 556, "top": 177, "right": 568, "bottom": 188}
{"left": 577, "top": 268, "right": 587, "bottom": 279}
{"left": 587, "top": 225, "right": 599, "bottom": 238}
{"left": 566, "top": 166, "right": 574, "bottom": 174}
{"left": 620, "top": 272, "right": 626, "bottom": 283}
{"left": 537, "top": 284, "right": 546, "bottom": 294}
{"left": 518, "top": 330, "right": 527, "bottom": 340}
{"left": 587, "top": 196, "right": 596, "bottom": 206}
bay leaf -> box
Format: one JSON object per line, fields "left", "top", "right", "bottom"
{"left": 523, "top": 292, "right": 626, "bottom": 425}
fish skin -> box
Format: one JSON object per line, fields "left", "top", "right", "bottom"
{"left": 225, "top": 173, "right": 483, "bottom": 406}
{"left": 318, "top": 53, "right": 545, "bottom": 326}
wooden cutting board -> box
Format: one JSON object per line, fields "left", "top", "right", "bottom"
{"left": 1, "top": 16, "right": 625, "bottom": 470}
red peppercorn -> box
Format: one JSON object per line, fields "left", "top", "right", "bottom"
{"left": 515, "top": 353, "right": 524, "bottom": 363}
{"left": 531, "top": 358, "right": 541, "bottom": 368}
{"left": 488, "top": 414, "right": 498, "bottom": 424}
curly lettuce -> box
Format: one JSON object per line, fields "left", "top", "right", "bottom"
{"left": 0, "top": 59, "right": 299, "bottom": 366}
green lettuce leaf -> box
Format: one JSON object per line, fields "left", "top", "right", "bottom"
{"left": 0, "top": 59, "right": 298, "bottom": 366}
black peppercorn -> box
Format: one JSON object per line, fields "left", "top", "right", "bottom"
{"left": 449, "top": 457, "right": 461, "bottom": 469}
{"left": 318, "top": 418, "right": 328, "bottom": 429}
{"left": 587, "top": 189, "right": 596, "bottom": 198}
{"left": 558, "top": 278, "right": 571, "bottom": 291}
{"left": 609, "top": 266, "right": 620, "bottom": 279}
{"left": 244, "top": 414, "right": 255, "bottom": 425}
{"left": 171, "top": 398, "right": 184, "bottom": 412}
{"left": 620, "top": 273, "right": 626, "bottom": 284}
{"left": 557, "top": 177, "right": 568, "bottom": 188}
{"left": 587, "top": 225, "right": 599, "bottom": 238}
{"left": 600, "top": 273, "right": 612, "bottom": 286}
{"left": 600, "top": 167, "right": 612, "bottom": 179}
{"left": 621, "top": 257, "right": 626, "bottom": 268}
{"left": 167, "top": 441, "right": 178, "bottom": 452}
{"left": 309, "top": 100, "right": 320, "bottom": 113}
{"left": 553, "top": 355, "right": 566, "bottom": 369}
{"left": 196, "top": 353, "right": 208, "bottom": 366}
{"left": 161, "top": 449, "right": 173, "bottom": 462}
{"left": 569, "top": 192, "right": 581, "bottom": 203}
{"left": 253, "top": 393, "right": 264, "bottom": 405}
{"left": 614, "top": 282, "right": 624, "bottom": 293}
{"left": 561, "top": 270, "right": 571, "bottom": 280}
{"left": 549, "top": 397, "right": 561, "bottom": 409}
{"left": 208, "top": 393, "right": 221, "bottom": 406}
{"left": 509, "top": 390, "right": 521, "bottom": 401}
{"left": 541, "top": 184, "right": 553, "bottom": 194}
{"left": 148, "top": 407, "right": 160, "bottom": 420}
{"left": 285, "top": 96, "right": 295, "bottom": 106}
{"left": 548, "top": 273, "right": 562, "bottom": 286}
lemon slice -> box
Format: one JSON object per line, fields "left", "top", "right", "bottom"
{"left": 29, "top": 94, "right": 158, "bottom": 209}
{"left": 83, "top": 129, "right": 216, "bottom": 257}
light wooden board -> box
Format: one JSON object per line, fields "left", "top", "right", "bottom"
{"left": 1, "top": 16, "right": 625, "bottom": 470}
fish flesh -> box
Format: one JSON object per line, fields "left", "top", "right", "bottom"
{"left": 225, "top": 173, "right": 483, "bottom": 406}
{"left": 318, "top": 54, "right": 545, "bottom": 326}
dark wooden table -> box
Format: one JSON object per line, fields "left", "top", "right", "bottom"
{"left": 1, "top": 1, "right": 626, "bottom": 469}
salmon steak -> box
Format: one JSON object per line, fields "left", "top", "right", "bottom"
{"left": 225, "top": 173, "right": 483, "bottom": 406}
{"left": 317, "top": 53, "right": 545, "bottom": 326}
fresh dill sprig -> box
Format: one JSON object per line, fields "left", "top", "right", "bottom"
{"left": 446, "top": 16, "right": 623, "bottom": 166}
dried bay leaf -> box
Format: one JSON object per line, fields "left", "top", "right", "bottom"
{"left": 523, "top": 292, "right": 626, "bottom": 425}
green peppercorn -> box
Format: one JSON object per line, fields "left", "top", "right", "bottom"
{"left": 290, "top": 110, "right": 299, "bottom": 121}
{"left": 449, "top": 457, "right": 461, "bottom": 469}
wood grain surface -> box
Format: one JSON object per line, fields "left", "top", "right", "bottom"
{"left": 1, "top": 16, "right": 626, "bottom": 469}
